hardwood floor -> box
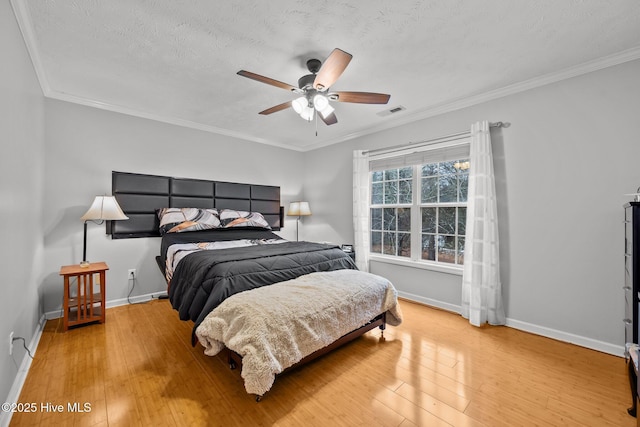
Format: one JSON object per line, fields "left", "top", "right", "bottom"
{"left": 10, "top": 299, "right": 635, "bottom": 427}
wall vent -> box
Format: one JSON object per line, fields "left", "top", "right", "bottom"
{"left": 377, "top": 105, "right": 406, "bottom": 117}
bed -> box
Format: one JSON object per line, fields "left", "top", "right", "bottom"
{"left": 110, "top": 171, "right": 401, "bottom": 399}
{"left": 155, "top": 209, "right": 402, "bottom": 399}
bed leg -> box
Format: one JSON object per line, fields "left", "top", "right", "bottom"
{"left": 226, "top": 349, "right": 242, "bottom": 370}
{"left": 227, "top": 352, "right": 237, "bottom": 370}
{"left": 379, "top": 321, "right": 386, "bottom": 340}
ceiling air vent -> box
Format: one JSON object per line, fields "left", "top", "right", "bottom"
{"left": 377, "top": 105, "right": 406, "bottom": 117}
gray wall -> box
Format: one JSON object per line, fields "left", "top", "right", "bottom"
{"left": 0, "top": 0, "right": 45, "bottom": 410}
{"left": 41, "top": 100, "right": 306, "bottom": 314}
{"left": 3, "top": 1, "right": 639, "bottom": 407}
{"left": 302, "top": 59, "right": 640, "bottom": 352}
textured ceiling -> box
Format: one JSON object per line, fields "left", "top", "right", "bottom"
{"left": 13, "top": 0, "right": 640, "bottom": 151}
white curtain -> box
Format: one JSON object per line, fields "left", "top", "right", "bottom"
{"left": 352, "top": 150, "right": 370, "bottom": 271}
{"left": 461, "top": 121, "right": 506, "bottom": 326}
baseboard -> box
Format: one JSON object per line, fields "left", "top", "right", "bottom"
{"left": 397, "top": 291, "right": 625, "bottom": 358}
{"left": 106, "top": 291, "right": 169, "bottom": 309}
{"left": 0, "top": 314, "right": 47, "bottom": 427}
{"left": 43, "top": 291, "right": 167, "bottom": 320}
{"left": 397, "top": 290, "right": 462, "bottom": 315}
{"left": 505, "top": 318, "right": 624, "bottom": 357}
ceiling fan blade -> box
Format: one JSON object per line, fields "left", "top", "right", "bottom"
{"left": 320, "top": 111, "right": 338, "bottom": 125}
{"left": 313, "top": 48, "right": 353, "bottom": 91}
{"left": 237, "top": 70, "right": 297, "bottom": 92}
{"left": 331, "top": 91, "right": 390, "bottom": 104}
{"left": 259, "top": 101, "right": 292, "bottom": 115}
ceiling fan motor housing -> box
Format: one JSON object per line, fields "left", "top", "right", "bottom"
{"left": 297, "top": 58, "right": 323, "bottom": 90}
{"left": 306, "top": 58, "right": 321, "bottom": 73}
{"left": 298, "top": 73, "right": 317, "bottom": 90}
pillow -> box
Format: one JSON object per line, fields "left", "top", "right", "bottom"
{"left": 218, "top": 209, "right": 271, "bottom": 230}
{"left": 157, "top": 208, "right": 221, "bottom": 235}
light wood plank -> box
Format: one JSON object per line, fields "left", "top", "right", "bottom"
{"left": 9, "top": 299, "right": 636, "bottom": 427}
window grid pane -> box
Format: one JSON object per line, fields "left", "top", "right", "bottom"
{"left": 420, "top": 159, "right": 470, "bottom": 204}
{"left": 371, "top": 167, "right": 413, "bottom": 206}
{"left": 370, "top": 207, "right": 412, "bottom": 257}
{"left": 398, "top": 232, "right": 411, "bottom": 258}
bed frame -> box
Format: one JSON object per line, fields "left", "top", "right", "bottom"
{"left": 227, "top": 312, "right": 387, "bottom": 401}
{"left": 155, "top": 246, "right": 388, "bottom": 401}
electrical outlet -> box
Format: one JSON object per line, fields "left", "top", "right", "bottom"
{"left": 9, "top": 331, "right": 14, "bottom": 356}
{"left": 128, "top": 269, "right": 136, "bottom": 280}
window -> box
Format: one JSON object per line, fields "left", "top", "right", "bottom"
{"left": 369, "top": 144, "right": 470, "bottom": 269}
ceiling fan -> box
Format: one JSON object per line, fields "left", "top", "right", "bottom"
{"left": 237, "top": 48, "right": 390, "bottom": 126}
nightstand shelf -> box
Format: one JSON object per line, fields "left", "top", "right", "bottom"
{"left": 59, "top": 262, "right": 108, "bottom": 331}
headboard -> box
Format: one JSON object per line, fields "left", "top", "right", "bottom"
{"left": 108, "top": 171, "right": 282, "bottom": 239}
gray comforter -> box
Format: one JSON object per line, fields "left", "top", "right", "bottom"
{"left": 168, "top": 241, "right": 357, "bottom": 344}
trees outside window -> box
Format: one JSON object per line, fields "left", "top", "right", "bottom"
{"left": 370, "top": 160, "right": 468, "bottom": 266}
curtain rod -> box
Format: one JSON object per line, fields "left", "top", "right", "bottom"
{"left": 364, "top": 121, "right": 510, "bottom": 156}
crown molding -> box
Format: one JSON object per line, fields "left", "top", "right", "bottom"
{"left": 301, "top": 46, "right": 640, "bottom": 152}
{"left": 11, "top": 0, "right": 640, "bottom": 153}
{"left": 44, "top": 90, "right": 306, "bottom": 152}
{"left": 10, "top": 0, "right": 304, "bottom": 152}
{"left": 10, "top": 0, "right": 50, "bottom": 97}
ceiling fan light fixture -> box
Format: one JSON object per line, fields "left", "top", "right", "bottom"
{"left": 299, "top": 105, "right": 314, "bottom": 121}
{"left": 318, "top": 103, "right": 335, "bottom": 119}
{"left": 313, "top": 94, "right": 329, "bottom": 110}
{"left": 292, "top": 96, "right": 307, "bottom": 114}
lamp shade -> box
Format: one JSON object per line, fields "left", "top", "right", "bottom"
{"left": 81, "top": 196, "right": 129, "bottom": 221}
{"left": 287, "top": 201, "right": 311, "bottom": 216}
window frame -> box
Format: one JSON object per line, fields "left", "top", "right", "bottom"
{"left": 368, "top": 146, "right": 470, "bottom": 276}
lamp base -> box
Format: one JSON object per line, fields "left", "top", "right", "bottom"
{"left": 79, "top": 260, "right": 90, "bottom": 268}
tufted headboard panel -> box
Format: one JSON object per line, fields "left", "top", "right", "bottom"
{"left": 108, "top": 171, "right": 282, "bottom": 239}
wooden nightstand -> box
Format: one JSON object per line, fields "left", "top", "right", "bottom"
{"left": 59, "top": 262, "right": 108, "bottom": 331}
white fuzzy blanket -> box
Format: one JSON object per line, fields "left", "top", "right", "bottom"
{"left": 195, "top": 269, "right": 402, "bottom": 396}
